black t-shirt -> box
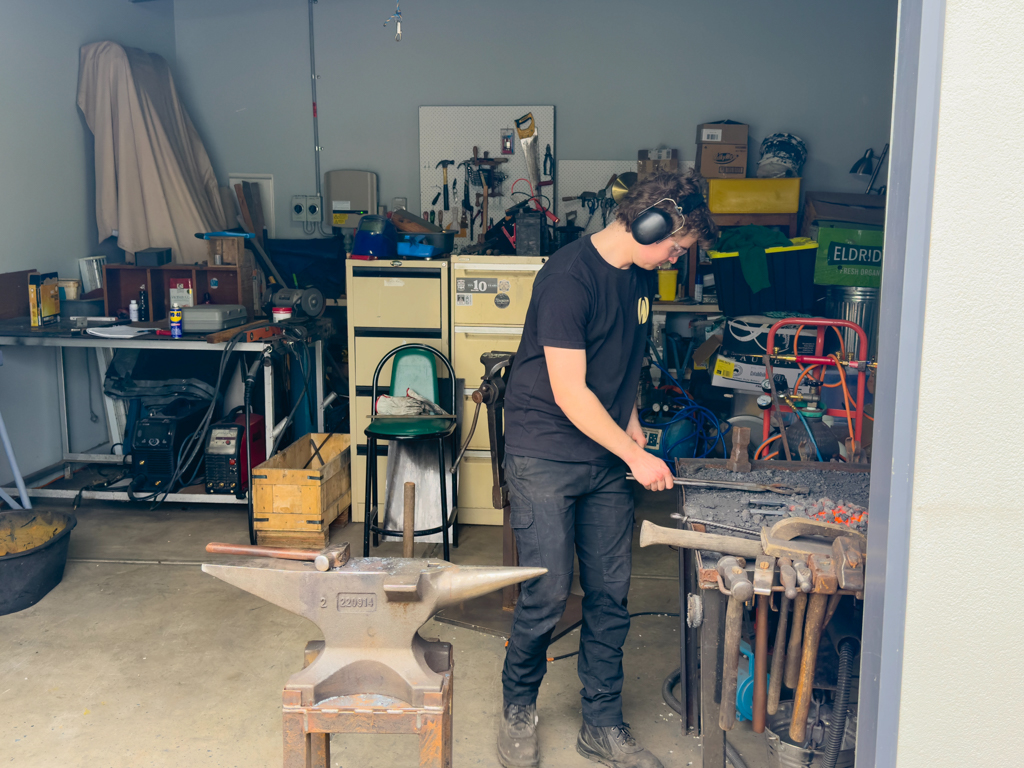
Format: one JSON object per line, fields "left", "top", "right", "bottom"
{"left": 504, "top": 235, "right": 654, "bottom": 464}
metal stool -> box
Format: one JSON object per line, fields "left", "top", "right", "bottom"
{"left": 363, "top": 344, "right": 459, "bottom": 559}
{"left": 283, "top": 640, "right": 454, "bottom": 768}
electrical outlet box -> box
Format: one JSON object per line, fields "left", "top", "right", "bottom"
{"left": 292, "top": 195, "right": 307, "bottom": 222}
{"left": 306, "top": 195, "right": 322, "bottom": 223}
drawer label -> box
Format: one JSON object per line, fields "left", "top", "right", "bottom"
{"left": 337, "top": 593, "right": 376, "bottom": 611}
{"left": 456, "top": 277, "right": 497, "bottom": 294}
{"left": 494, "top": 293, "right": 510, "bottom": 309}
{"left": 498, "top": 279, "right": 511, "bottom": 292}
{"left": 456, "top": 293, "right": 473, "bottom": 306}
{"left": 384, "top": 278, "right": 405, "bottom": 287}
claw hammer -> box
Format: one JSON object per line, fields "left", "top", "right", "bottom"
{"left": 436, "top": 160, "right": 455, "bottom": 211}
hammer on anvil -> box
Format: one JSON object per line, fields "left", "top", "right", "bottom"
{"left": 202, "top": 549, "right": 546, "bottom": 707}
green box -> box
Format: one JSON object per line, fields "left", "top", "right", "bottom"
{"left": 813, "top": 225, "right": 884, "bottom": 288}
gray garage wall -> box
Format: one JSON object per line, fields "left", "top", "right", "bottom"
{"left": 0, "top": 0, "right": 177, "bottom": 485}
{"left": 173, "top": 0, "right": 898, "bottom": 239}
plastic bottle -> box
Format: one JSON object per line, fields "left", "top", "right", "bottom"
{"left": 138, "top": 286, "right": 149, "bottom": 321}
{"left": 694, "top": 273, "right": 704, "bottom": 303}
{"left": 129, "top": 300, "right": 139, "bottom": 322}
{"left": 170, "top": 303, "right": 183, "bottom": 339}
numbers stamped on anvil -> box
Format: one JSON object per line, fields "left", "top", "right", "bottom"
{"left": 336, "top": 593, "right": 377, "bottom": 612}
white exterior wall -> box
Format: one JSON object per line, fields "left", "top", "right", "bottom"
{"left": 897, "top": 0, "right": 1024, "bottom": 764}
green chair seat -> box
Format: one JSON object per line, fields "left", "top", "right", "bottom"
{"left": 364, "top": 416, "right": 456, "bottom": 440}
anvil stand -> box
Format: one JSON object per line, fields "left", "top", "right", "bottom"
{"left": 285, "top": 640, "right": 454, "bottom": 768}
{"left": 434, "top": 352, "right": 583, "bottom": 640}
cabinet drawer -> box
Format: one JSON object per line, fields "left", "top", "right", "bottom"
{"left": 453, "top": 266, "right": 540, "bottom": 326}
{"left": 453, "top": 329, "right": 522, "bottom": 383}
{"left": 460, "top": 394, "right": 493, "bottom": 452}
{"left": 353, "top": 336, "right": 448, "bottom": 387}
{"left": 456, "top": 454, "right": 502, "bottom": 525}
{"left": 350, "top": 267, "right": 443, "bottom": 329}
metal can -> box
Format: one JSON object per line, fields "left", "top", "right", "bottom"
{"left": 169, "top": 304, "right": 183, "bottom": 339}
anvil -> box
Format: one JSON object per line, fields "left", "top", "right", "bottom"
{"left": 202, "top": 554, "right": 546, "bottom": 707}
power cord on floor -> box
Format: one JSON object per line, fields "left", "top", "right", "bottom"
{"left": 663, "top": 668, "right": 749, "bottom": 768}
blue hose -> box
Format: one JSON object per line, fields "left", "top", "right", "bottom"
{"left": 792, "top": 407, "right": 824, "bottom": 462}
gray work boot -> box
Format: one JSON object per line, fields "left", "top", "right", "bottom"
{"left": 497, "top": 702, "right": 540, "bottom": 768}
{"left": 576, "top": 722, "right": 664, "bottom": 768}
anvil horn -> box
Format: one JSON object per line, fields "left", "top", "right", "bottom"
{"left": 435, "top": 565, "right": 547, "bottom": 608}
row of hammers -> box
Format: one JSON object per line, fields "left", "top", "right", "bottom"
{"left": 640, "top": 517, "right": 865, "bottom": 743}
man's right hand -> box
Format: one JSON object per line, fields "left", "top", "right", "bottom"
{"left": 627, "top": 449, "right": 676, "bottom": 491}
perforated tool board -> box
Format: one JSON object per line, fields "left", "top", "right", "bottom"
{"left": 419, "top": 106, "right": 555, "bottom": 249}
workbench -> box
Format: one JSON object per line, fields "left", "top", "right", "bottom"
{"left": 0, "top": 317, "right": 328, "bottom": 505}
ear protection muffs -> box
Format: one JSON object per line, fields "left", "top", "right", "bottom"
{"left": 630, "top": 193, "right": 706, "bottom": 245}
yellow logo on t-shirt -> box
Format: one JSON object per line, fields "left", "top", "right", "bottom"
{"left": 637, "top": 296, "right": 650, "bottom": 325}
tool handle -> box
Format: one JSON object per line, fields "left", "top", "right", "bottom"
{"left": 719, "top": 595, "right": 745, "bottom": 731}
{"left": 779, "top": 557, "right": 798, "bottom": 600}
{"left": 639, "top": 520, "right": 762, "bottom": 559}
{"left": 767, "top": 595, "right": 790, "bottom": 715}
{"left": 205, "top": 542, "right": 315, "bottom": 562}
{"left": 752, "top": 594, "right": 769, "bottom": 733}
{"left": 790, "top": 592, "right": 828, "bottom": 744}
{"left": 784, "top": 592, "right": 808, "bottom": 688}
{"left": 443, "top": 184, "right": 450, "bottom": 211}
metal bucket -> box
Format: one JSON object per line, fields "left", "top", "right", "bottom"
{"left": 825, "top": 286, "right": 879, "bottom": 360}
{"left": 765, "top": 700, "right": 856, "bottom": 768}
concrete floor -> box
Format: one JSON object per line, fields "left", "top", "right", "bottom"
{"left": 1, "top": 490, "right": 769, "bottom": 767}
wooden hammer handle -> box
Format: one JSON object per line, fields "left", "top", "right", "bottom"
{"left": 639, "top": 520, "right": 762, "bottom": 558}
{"left": 767, "top": 595, "right": 790, "bottom": 715}
{"left": 205, "top": 542, "right": 315, "bottom": 562}
{"left": 719, "top": 595, "right": 745, "bottom": 731}
{"left": 784, "top": 592, "right": 808, "bottom": 688}
{"left": 790, "top": 592, "right": 828, "bottom": 743}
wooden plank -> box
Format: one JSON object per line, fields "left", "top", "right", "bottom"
{"left": 249, "top": 183, "right": 267, "bottom": 247}
{"left": 234, "top": 183, "right": 256, "bottom": 234}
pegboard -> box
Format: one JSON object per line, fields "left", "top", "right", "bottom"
{"left": 556, "top": 159, "right": 697, "bottom": 237}
{"left": 556, "top": 160, "right": 637, "bottom": 237}
{"left": 419, "top": 106, "right": 555, "bottom": 247}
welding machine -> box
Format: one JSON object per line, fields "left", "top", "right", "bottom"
{"left": 204, "top": 411, "right": 266, "bottom": 495}
{"left": 131, "top": 401, "right": 207, "bottom": 491}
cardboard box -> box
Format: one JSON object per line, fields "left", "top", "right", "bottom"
{"left": 710, "top": 352, "right": 801, "bottom": 393}
{"left": 696, "top": 121, "right": 749, "bottom": 145}
{"left": 813, "top": 226, "right": 884, "bottom": 288}
{"left": 801, "top": 192, "right": 886, "bottom": 238}
{"left": 638, "top": 148, "right": 679, "bottom": 179}
{"left": 696, "top": 143, "right": 747, "bottom": 179}
{"left": 28, "top": 272, "right": 60, "bottom": 327}
{"left": 169, "top": 277, "right": 195, "bottom": 308}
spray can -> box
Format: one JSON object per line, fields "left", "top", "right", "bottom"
{"left": 170, "top": 303, "right": 183, "bottom": 339}
{"left": 694, "top": 272, "right": 704, "bottom": 303}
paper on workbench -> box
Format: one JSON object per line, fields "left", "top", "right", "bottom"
{"left": 86, "top": 326, "right": 154, "bottom": 339}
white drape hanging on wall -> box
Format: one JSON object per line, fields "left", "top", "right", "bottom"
{"left": 78, "top": 41, "right": 226, "bottom": 264}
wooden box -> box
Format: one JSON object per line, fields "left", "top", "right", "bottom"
{"left": 252, "top": 433, "right": 351, "bottom": 549}
{"left": 207, "top": 236, "right": 246, "bottom": 266}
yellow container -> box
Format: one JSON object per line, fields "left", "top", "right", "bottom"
{"left": 706, "top": 178, "right": 802, "bottom": 214}
{"left": 656, "top": 269, "right": 678, "bottom": 301}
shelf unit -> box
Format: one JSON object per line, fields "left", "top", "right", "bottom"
{"left": 104, "top": 261, "right": 257, "bottom": 322}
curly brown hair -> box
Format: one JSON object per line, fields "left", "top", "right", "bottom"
{"left": 615, "top": 170, "right": 718, "bottom": 248}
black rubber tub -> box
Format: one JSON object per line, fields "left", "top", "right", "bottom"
{"left": 0, "top": 510, "right": 77, "bottom": 616}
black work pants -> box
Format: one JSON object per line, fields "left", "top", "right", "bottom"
{"left": 501, "top": 454, "right": 634, "bottom": 726}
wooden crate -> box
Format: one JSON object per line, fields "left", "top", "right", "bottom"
{"left": 252, "top": 433, "right": 351, "bottom": 549}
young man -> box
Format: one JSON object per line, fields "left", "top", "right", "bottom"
{"left": 497, "top": 171, "right": 717, "bottom": 768}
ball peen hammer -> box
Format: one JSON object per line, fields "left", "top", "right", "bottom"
{"left": 205, "top": 541, "right": 350, "bottom": 572}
